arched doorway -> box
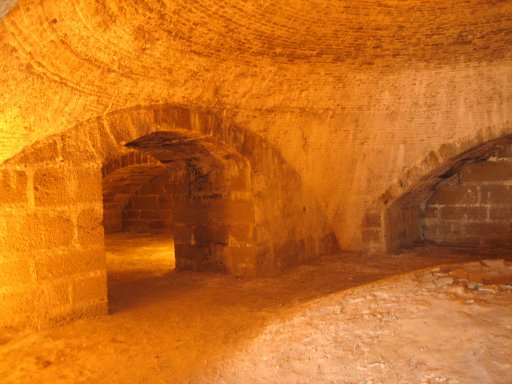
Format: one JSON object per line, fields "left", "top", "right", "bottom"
{"left": 102, "top": 150, "right": 176, "bottom": 281}
{"left": 0, "top": 103, "right": 337, "bottom": 328}
{"left": 100, "top": 129, "right": 259, "bottom": 285}
{"left": 384, "top": 134, "right": 512, "bottom": 251}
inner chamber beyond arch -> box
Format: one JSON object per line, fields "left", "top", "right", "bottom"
{"left": 103, "top": 131, "right": 258, "bottom": 275}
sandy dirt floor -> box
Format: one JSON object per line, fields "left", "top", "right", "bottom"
{"left": 0, "top": 233, "right": 510, "bottom": 383}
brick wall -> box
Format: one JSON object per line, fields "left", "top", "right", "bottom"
{"left": 172, "top": 159, "right": 258, "bottom": 276}
{"left": 102, "top": 151, "right": 168, "bottom": 233}
{"left": 0, "top": 162, "right": 107, "bottom": 328}
{"left": 123, "top": 172, "right": 173, "bottom": 233}
{"left": 422, "top": 144, "right": 512, "bottom": 246}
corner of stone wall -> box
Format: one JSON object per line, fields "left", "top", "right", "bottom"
{"left": 0, "top": 142, "right": 107, "bottom": 328}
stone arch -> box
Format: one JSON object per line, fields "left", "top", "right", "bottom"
{"left": 106, "top": 130, "right": 259, "bottom": 274}
{"left": 361, "top": 123, "right": 512, "bottom": 252}
{"left": 0, "top": 103, "right": 337, "bottom": 328}
{"left": 101, "top": 150, "right": 171, "bottom": 234}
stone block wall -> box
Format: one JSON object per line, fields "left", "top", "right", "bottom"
{"left": 422, "top": 144, "right": 512, "bottom": 246}
{"left": 0, "top": 162, "right": 107, "bottom": 328}
{"left": 167, "top": 157, "right": 258, "bottom": 276}
{"left": 123, "top": 173, "right": 173, "bottom": 233}
{"left": 116, "top": 131, "right": 260, "bottom": 276}
{"left": 102, "top": 151, "right": 168, "bottom": 233}
{"left": 384, "top": 206, "right": 422, "bottom": 252}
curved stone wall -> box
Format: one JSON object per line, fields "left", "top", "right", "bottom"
{"left": 0, "top": 0, "right": 511, "bottom": 328}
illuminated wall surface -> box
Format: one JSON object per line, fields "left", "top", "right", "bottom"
{"left": 0, "top": 0, "right": 511, "bottom": 327}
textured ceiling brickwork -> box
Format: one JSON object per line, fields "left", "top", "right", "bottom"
{"left": 6, "top": 0, "right": 512, "bottom": 65}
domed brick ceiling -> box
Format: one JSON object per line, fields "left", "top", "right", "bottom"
{"left": 3, "top": 0, "right": 512, "bottom": 69}
{"left": 1, "top": 0, "right": 511, "bottom": 147}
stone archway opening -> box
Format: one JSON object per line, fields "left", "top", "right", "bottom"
{"left": 384, "top": 134, "right": 512, "bottom": 252}
{"left": 125, "top": 131, "right": 258, "bottom": 276}
{"left": 100, "top": 130, "right": 259, "bottom": 313}
{"left": 0, "top": 103, "right": 337, "bottom": 328}
{"left": 101, "top": 150, "right": 176, "bottom": 282}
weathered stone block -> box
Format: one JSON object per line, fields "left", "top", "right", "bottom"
{"left": 153, "top": 105, "right": 191, "bottom": 130}
{"left": 172, "top": 200, "right": 209, "bottom": 224}
{"left": 0, "top": 282, "right": 71, "bottom": 327}
{"left": 34, "top": 249, "right": 105, "bottom": 281}
{"left": 0, "top": 169, "right": 28, "bottom": 205}
{"left": 489, "top": 207, "right": 512, "bottom": 220}
{"left": 423, "top": 206, "right": 439, "bottom": 218}
{"left": 428, "top": 185, "right": 479, "bottom": 205}
{"left": 71, "top": 300, "right": 108, "bottom": 318}
{"left": 224, "top": 246, "right": 257, "bottom": 276}
{"left": 74, "top": 166, "right": 103, "bottom": 203}
{"left": 228, "top": 224, "right": 255, "bottom": 245}
{"left": 77, "top": 207, "right": 104, "bottom": 248}
{"left": 71, "top": 272, "right": 107, "bottom": 306}
{"left": 0, "top": 288, "right": 36, "bottom": 327}
{"left": 34, "top": 166, "right": 73, "bottom": 206}
{"left": 38, "top": 281, "right": 72, "bottom": 313}
{"left": 59, "top": 135, "right": 97, "bottom": 164}
{"left": 1, "top": 212, "right": 75, "bottom": 251}
{"left": 460, "top": 161, "right": 512, "bottom": 182}
{"left": 0, "top": 258, "right": 34, "bottom": 287}
{"left": 174, "top": 243, "right": 225, "bottom": 272}
{"left": 480, "top": 185, "right": 512, "bottom": 204}
{"left": 209, "top": 199, "right": 255, "bottom": 223}
{"left": 441, "top": 206, "right": 487, "bottom": 221}
{"left": 173, "top": 224, "right": 192, "bottom": 244}
{"left": 465, "top": 222, "right": 511, "bottom": 244}
{"left": 423, "top": 221, "right": 464, "bottom": 243}
{"left": 194, "top": 224, "right": 229, "bottom": 245}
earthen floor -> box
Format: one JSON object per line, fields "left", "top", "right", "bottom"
{"left": 0, "top": 234, "right": 510, "bottom": 383}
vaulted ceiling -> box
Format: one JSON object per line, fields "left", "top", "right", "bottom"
{"left": 0, "top": 0, "right": 511, "bottom": 163}
{"left": 2, "top": 0, "right": 512, "bottom": 69}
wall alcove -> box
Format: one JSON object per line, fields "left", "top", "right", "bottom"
{"left": 383, "top": 134, "right": 512, "bottom": 252}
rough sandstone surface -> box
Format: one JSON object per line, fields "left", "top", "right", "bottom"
{"left": 0, "top": 241, "right": 510, "bottom": 384}
{"left": 0, "top": 0, "right": 511, "bottom": 328}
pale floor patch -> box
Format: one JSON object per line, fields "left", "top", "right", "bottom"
{"left": 0, "top": 235, "right": 510, "bottom": 384}
{"left": 105, "top": 232, "right": 175, "bottom": 281}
